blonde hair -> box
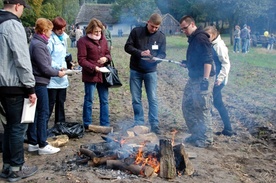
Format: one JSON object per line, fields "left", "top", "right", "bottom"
{"left": 86, "top": 18, "right": 103, "bottom": 35}
{"left": 35, "top": 18, "right": 53, "bottom": 34}
{"left": 204, "top": 26, "right": 219, "bottom": 38}
{"left": 149, "top": 13, "right": 162, "bottom": 25}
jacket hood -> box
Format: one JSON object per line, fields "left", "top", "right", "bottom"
{"left": 0, "top": 10, "right": 20, "bottom": 24}
{"left": 188, "top": 26, "right": 210, "bottom": 43}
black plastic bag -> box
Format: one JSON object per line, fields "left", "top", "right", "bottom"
{"left": 65, "top": 53, "right": 73, "bottom": 69}
{"left": 103, "top": 60, "right": 122, "bottom": 88}
{"left": 48, "top": 122, "right": 84, "bottom": 138}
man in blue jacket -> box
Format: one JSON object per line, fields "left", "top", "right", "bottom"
{"left": 0, "top": 0, "right": 38, "bottom": 181}
{"left": 124, "top": 13, "right": 166, "bottom": 134}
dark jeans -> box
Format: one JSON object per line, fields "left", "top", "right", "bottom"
{"left": 48, "top": 88, "right": 67, "bottom": 123}
{"left": 27, "top": 85, "right": 48, "bottom": 147}
{"left": 83, "top": 82, "right": 109, "bottom": 127}
{"left": 0, "top": 95, "right": 27, "bottom": 167}
{"left": 213, "top": 84, "right": 232, "bottom": 131}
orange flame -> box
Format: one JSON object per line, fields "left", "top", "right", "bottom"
{"left": 171, "top": 129, "right": 178, "bottom": 146}
{"left": 134, "top": 142, "right": 160, "bottom": 174}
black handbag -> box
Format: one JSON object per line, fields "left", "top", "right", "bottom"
{"left": 103, "top": 60, "right": 122, "bottom": 88}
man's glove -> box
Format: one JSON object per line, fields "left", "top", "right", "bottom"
{"left": 200, "top": 78, "right": 209, "bottom": 91}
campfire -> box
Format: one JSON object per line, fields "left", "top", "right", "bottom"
{"left": 67, "top": 125, "right": 194, "bottom": 179}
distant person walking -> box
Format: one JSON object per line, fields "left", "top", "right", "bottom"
{"left": 103, "top": 23, "right": 112, "bottom": 51}
{"left": 0, "top": 0, "right": 38, "bottom": 181}
{"left": 240, "top": 24, "right": 250, "bottom": 53}
{"left": 233, "top": 25, "right": 240, "bottom": 53}
{"left": 204, "top": 26, "right": 236, "bottom": 137}
{"left": 75, "top": 25, "right": 83, "bottom": 44}
{"left": 267, "top": 34, "right": 275, "bottom": 50}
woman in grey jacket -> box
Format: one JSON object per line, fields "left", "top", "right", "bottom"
{"left": 27, "top": 18, "right": 65, "bottom": 155}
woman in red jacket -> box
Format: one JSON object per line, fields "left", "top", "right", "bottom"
{"left": 77, "top": 18, "right": 112, "bottom": 129}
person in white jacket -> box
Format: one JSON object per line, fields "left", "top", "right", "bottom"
{"left": 204, "top": 26, "right": 236, "bottom": 136}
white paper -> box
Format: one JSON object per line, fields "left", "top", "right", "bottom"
{"left": 21, "top": 98, "right": 37, "bottom": 123}
{"left": 64, "top": 69, "right": 81, "bottom": 75}
{"left": 99, "top": 67, "right": 110, "bottom": 73}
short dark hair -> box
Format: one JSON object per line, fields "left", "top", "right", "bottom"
{"left": 179, "top": 15, "right": 195, "bottom": 24}
{"left": 52, "top": 16, "right": 67, "bottom": 31}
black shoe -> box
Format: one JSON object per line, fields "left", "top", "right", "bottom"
{"left": 184, "top": 135, "right": 198, "bottom": 144}
{"left": 194, "top": 140, "right": 212, "bottom": 148}
{"left": 8, "top": 165, "right": 38, "bottom": 182}
{"left": 151, "top": 125, "right": 161, "bottom": 135}
{"left": 215, "top": 130, "right": 236, "bottom": 137}
{"left": 0, "top": 166, "right": 11, "bottom": 178}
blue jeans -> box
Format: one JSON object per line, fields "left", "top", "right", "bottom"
{"left": 233, "top": 38, "right": 240, "bottom": 52}
{"left": 241, "top": 38, "right": 248, "bottom": 53}
{"left": 48, "top": 88, "right": 67, "bottom": 123}
{"left": 83, "top": 82, "right": 109, "bottom": 127}
{"left": 213, "top": 84, "right": 232, "bottom": 132}
{"left": 130, "top": 69, "right": 159, "bottom": 126}
{"left": 1, "top": 95, "right": 27, "bottom": 167}
{"left": 27, "top": 85, "right": 49, "bottom": 148}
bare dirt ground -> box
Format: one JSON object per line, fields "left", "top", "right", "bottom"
{"left": 0, "top": 42, "right": 275, "bottom": 183}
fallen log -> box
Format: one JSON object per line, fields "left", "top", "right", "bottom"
{"left": 159, "top": 139, "right": 176, "bottom": 179}
{"left": 87, "top": 125, "right": 113, "bottom": 134}
{"left": 106, "top": 160, "right": 142, "bottom": 175}
{"left": 88, "top": 155, "right": 117, "bottom": 167}
{"left": 79, "top": 148, "right": 97, "bottom": 159}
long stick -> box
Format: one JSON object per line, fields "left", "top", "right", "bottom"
{"left": 142, "top": 56, "right": 182, "bottom": 65}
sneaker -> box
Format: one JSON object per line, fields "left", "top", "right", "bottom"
{"left": 28, "top": 144, "right": 39, "bottom": 152}
{"left": 8, "top": 165, "right": 37, "bottom": 182}
{"left": 0, "top": 166, "right": 11, "bottom": 178}
{"left": 38, "top": 145, "right": 60, "bottom": 155}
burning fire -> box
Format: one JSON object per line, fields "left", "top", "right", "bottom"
{"left": 134, "top": 142, "right": 160, "bottom": 173}
{"left": 171, "top": 129, "right": 178, "bottom": 146}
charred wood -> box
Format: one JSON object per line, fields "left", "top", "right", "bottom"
{"left": 173, "top": 143, "right": 194, "bottom": 175}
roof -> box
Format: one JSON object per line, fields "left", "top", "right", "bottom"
{"left": 75, "top": 3, "right": 116, "bottom": 25}
{"left": 161, "top": 13, "right": 180, "bottom": 26}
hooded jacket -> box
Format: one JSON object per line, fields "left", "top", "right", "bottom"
{"left": 0, "top": 10, "right": 35, "bottom": 95}
{"left": 186, "top": 27, "right": 215, "bottom": 79}
{"left": 211, "top": 34, "right": 230, "bottom": 85}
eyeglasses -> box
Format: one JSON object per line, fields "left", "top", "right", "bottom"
{"left": 180, "top": 23, "right": 191, "bottom": 32}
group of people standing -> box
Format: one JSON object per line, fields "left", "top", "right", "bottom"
{"left": 0, "top": 0, "right": 235, "bottom": 181}
{"left": 233, "top": 24, "right": 251, "bottom": 53}
{"left": 0, "top": 0, "right": 70, "bottom": 181}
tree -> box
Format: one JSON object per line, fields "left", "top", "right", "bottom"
{"left": 111, "top": 0, "right": 158, "bottom": 24}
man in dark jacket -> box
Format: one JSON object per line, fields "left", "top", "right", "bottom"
{"left": 179, "top": 15, "right": 215, "bottom": 148}
{"left": 0, "top": 0, "right": 38, "bottom": 181}
{"left": 124, "top": 13, "right": 166, "bottom": 134}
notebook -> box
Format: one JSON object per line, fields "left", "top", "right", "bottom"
{"left": 21, "top": 98, "right": 37, "bottom": 123}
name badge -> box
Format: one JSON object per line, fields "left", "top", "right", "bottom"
{"left": 152, "top": 44, "right": 158, "bottom": 50}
